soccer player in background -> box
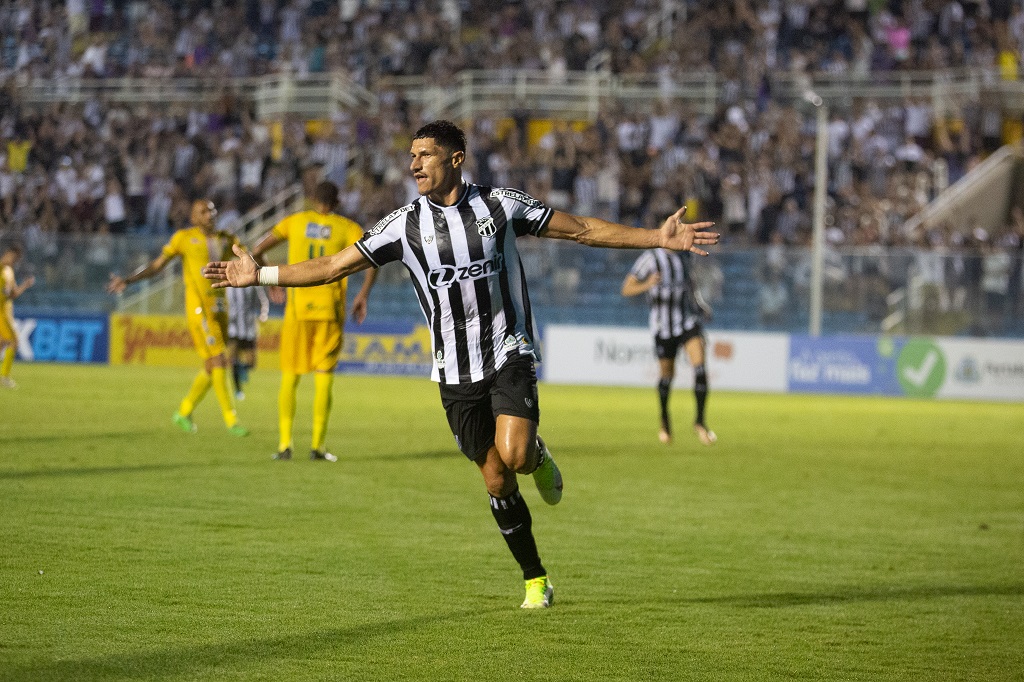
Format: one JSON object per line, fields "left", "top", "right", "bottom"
{"left": 226, "top": 283, "right": 270, "bottom": 400}
{"left": 204, "top": 120, "right": 719, "bottom": 608}
{"left": 249, "top": 180, "right": 377, "bottom": 462}
{"left": 0, "top": 243, "right": 35, "bottom": 389}
{"left": 622, "top": 248, "right": 717, "bottom": 446}
{"left": 108, "top": 199, "right": 249, "bottom": 436}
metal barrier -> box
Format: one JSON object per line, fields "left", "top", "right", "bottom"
{"left": 11, "top": 237, "right": 1021, "bottom": 338}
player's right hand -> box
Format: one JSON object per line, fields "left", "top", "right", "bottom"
{"left": 203, "top": 244, "right": 258, "bottom": 288}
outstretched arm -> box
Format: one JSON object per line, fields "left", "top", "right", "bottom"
{"left": 107, "top": 253, "right": 172, "bottom": 294}
{"left": 540, "top": 206, "right": 718, "bottom": 255}
{"left": 203, "top": 243, "right": 373, "bottom": 289}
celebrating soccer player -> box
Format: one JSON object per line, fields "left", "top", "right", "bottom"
{"left": 108, "top": 199, "right": 249, "bottom": 436}
{"left": 204, "top": 120, "right": 719, "bottom": 608}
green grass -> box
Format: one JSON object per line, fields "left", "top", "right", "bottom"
{"left": 1, "top": 363, "right": 1022, "bottom": 681}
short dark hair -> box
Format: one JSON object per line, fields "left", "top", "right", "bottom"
{"left": 313, "top": 180, "right": 339, "bottom": 209}
{"left": 412, "top": 120, "right": 466, "bottom": 154}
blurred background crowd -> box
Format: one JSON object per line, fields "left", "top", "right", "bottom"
{"left": 1, "top": 0, "right": 1023, "bottom": 332}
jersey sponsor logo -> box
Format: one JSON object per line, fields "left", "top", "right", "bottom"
{"left": 427, "top": 253, "right": 504, "bottom": 289}
{"left": 476, "top": 216, "right": 497, "bottom": 237}
{"left": 305, "top": 222, "right": 332, "bottom": 239}
{"left": 367, "top": 204, "right": 415, "bottom": 236}
{"left": 490, "top": 188, "right": 541, "bottom": 208}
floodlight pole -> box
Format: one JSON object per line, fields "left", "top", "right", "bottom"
{"left": 808, "top": 92, "right": 827, "bottom": 338}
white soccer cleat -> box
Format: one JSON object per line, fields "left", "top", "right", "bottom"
{"left": 532, "top": 436, "right": 562, "bottom": 505}
{"left": 694, "top": 423, "right": 717, "bottom": 446}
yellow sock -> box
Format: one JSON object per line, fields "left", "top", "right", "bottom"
{"left": 278, "top": 372, "right": 299, "bottom": 452}
{"left": 311, "top": 372, "right": 334, "bottom": 452}
{"left": 178, "top": 371, "right": 212, "bottom": 417}
{"left": 210, "top": 366, "right": 237, "bottom": 428}
{"left": 0, "top": 345, "right": 13, "bottom": 378}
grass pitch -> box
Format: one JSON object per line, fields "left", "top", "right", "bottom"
{"left": 1, "top": 363, "right": 1021, "bottom": 681}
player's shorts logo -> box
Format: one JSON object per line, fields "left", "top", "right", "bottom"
{"left": 476, "top": 217, "right": 497, "bottom": 238}
{"left": 427, "top": 254, "right": 504, "bottom": 289}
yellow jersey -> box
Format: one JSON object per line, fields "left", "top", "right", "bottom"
{"left": 161, "top": 226, "right": 241, "bottom": 315}
{"left": 1, "top": 264, "right": 14, "bottom": 316}
{"left": 271, "top": 210, "right": 364, "bottom": 322}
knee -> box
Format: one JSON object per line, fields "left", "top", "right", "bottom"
{"left": 498, "top": 438, "right": 539, "bottom": 475}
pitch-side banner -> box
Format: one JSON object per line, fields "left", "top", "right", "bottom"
{"left": 787, "top": 335, "right": 1024, "bottom": 401}
{"left": 542, "top": 324, "right": 789, "bottom": 391}
{"left": 108, "top": 314, "right": 432, "bottom": 376}
{"left": 11, "top": 311, "right": 109, "bottom": 364}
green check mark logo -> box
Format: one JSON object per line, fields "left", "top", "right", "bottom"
{"left": 897, "top": 339, "right": 946, "bottom": 398}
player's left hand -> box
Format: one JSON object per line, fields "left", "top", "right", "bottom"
{"left": 659, "top": 206, "right": 719, "bottom": 256}
{"left": 203, "top": 244, "right": 258, "bottom": 288}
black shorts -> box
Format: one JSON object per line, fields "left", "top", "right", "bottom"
{"left": 438, "top": 356, "right": 540, "bottom": 460}
{"left": 230, "top": 338, "right": 256, "bottom": 351}
{"left": 655, "top": 325, "right": 705, "bottom": 361}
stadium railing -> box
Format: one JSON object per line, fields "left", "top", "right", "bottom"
{"left": 15, "top": 67, "right": 1020, "bottom": 121}
{"left": 16, "top": 236, "right": 1019, "bottom": 339}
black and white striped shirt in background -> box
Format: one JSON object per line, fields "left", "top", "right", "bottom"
{"left": 355, "top": 183, "right": 553, "bottom": 384}
{"left": 629, "top": 248, "right": 706, "bottom": 340}
{"left": 227, "top": 285, "right": 269, "bottom": 342}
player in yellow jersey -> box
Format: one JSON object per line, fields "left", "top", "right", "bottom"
{"left": 250, "top": 180, "right": 377, "bottom": 461}
{"left": 0, "top": 243, "right": 36, "bottom": 389}
{"left": 107, "top": 199, "right": 249, "bottom": 436}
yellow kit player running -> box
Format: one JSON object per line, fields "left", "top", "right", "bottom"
{"left": 251, "top": 181, "right": 376, "bottom": 461}
{"left": 108, "top": 199, "right": 249, "bottom": 436}
{"left": 1, "top": 243, "right": 35, "bottom": 389}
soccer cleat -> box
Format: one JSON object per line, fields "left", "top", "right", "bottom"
{"left": 227, "top": 424, "right": 250, "bottom": 437}
{"left": 694, "top": 423, "right": 717, "bottom": 446}
{"left": 273, "top": 448, "right": 292, "bottom": 460}
{"left": 235, "top": 391, "right": 245, "bottom": 401}
{"left": 532, "top": 436, "right": 562, "bottom": 505}
{"left": 658, "top": 428, "right": 672, "bottom": 444}
{"left": 0, "top": 377, "right": 16, "bottom": 389}
{"left": 172, "top": 412, "right": 197, "bottom": 433}
{"left": 310, "top": 450, "right": 337, "bottom": 462}
{"left": 520, "top": 575, "right": 554, "bottom": 609}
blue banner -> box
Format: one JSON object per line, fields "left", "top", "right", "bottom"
{"left": 787, "top": 335, "right": 903, "bottom": 396}
{"left": 13, "top": 311, "right": 110, "bottom": 364}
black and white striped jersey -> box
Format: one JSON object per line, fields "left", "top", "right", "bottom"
{"left": 227, "top": 285, "right": 269, "bottom": 342}
{"left": 355, "top": 183, "right": 553, "bottom": 384}
{"left": 629, "top": 248, "right": 707, "bottom": 340}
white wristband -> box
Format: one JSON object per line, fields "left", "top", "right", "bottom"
{"left": 257, "top": 266, "right": 279, "bottom": 287}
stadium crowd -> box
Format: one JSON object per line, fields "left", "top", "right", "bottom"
{"left": 1, "top": 0, "right": 1023, "bottom": 325}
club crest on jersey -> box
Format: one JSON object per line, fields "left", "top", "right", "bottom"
{"left": 435, "top": 350, "right": 446, "bottom": 368}
{"left": 423, "top": 234, "right": 434, "bottom": 244}
{"left": 475, "top": 216, "right": 497, "bottom": 238}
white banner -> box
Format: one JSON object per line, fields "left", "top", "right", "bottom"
{"left": 936, "top": 338, "right": 1024, "bottom": 401}
{"left": 542, "top": 325, "right": 789, "bottom": 392}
